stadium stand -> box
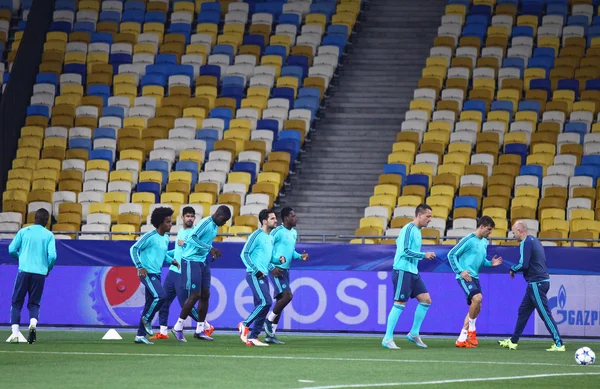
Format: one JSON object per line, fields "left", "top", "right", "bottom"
{"left": 360, "top": 0, "right": 600, "bottom": 247}
{"left": 1, "top": 0, "right": 358, "bottom": 241}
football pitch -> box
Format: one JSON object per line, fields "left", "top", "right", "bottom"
{"left": 1, "top": 331, "right": 599, "bottom": 389}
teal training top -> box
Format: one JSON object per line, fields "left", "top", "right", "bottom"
{"left": 181, "top": 216, "right": 218, "bottom": 262}
{"left": 130, "top": 230, "right": 171, "bottom": 274}
{"left": 241, "top": 229, "right": 274, "bottom": 275}
{"left": 393, "top": 222, "right": 427, "bottom": 274}
{"left": 270, "top": 225, "right": 302, "bottom": 270}
{"left": 8, "top": 225, "right": 57, "bottom": 276}
{"left": 167, "top": 227, "right": 194, "bottom": 273}
{"left": 447, "top": 232, "right": 493, "bottom": 280}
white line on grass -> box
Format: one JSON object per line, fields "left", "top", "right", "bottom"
{"left": 0, "top": 350, "right": 597, "bottom": 369}
{"left": 291, "top": 372, "right": 600, "bottom": 389}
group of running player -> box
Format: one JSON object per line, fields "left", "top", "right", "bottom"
{"left": 6, "top": 204, "right": 565, "bottom": 351}
{"left": 382, "top": 204, "right": 566, "bottom": 352}
{"left": 128, "top": 205, "right": 306, "bottom": 346}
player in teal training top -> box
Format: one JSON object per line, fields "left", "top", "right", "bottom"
{"left": 447, "top": 216, "right": 502, "bottom": 348}
{"left": 8, "top": 208, "right": 56, "bottom": 344}
{"left": 264, "top": 207, "right": 309, "bottom": 344}
{"left": 382, "top": 204, "right": 436, "bottom": 350}
{"left": 152, "top": 207, "right": 214, "bottom": 341}
{"left": 238, "top": 209, "right": 285, "bottom": 346}
{"left": 172, "top": 205, "right": 231, "bottom": 342}
{"left": 130, "top": 207, "right": 180, "bottom": 345}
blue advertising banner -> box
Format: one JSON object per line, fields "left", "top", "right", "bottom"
{"left": 1, "top": 241, "right": 598, "bottom": 334}
{"left": 1, "top": 240, "right": 599, "bottom": 274}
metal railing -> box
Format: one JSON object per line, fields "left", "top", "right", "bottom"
{"left": 1, "top": 230, "right": 599, "bottom": 246}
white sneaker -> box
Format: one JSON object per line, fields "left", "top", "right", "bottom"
{"left": 381, "top": 338, "right": 400, "bottom": 349}
{"left": 7, "top": 334, "right": 19, "bottom": 343}
{"left": 246, "top": 338, "right": 269, "bottom": 347}
{"left": 238, "top": 322, "right": 249, "bottom": 343}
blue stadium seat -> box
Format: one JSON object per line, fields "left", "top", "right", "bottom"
{"left": 518, "top": 100, "right": 541, "bottom": 115}
{"left": 512, "top": 26, "right": 534, "bottom": 38}
{"left": 122, "top": 10, "right": 144, "bottom": 23}
{"left": 69, "top": 138, "right": 92, "bottom": 152}
{"left": 27, "top": 105, "right": 49, "bottom": 118}
{"left": 504, "top": 143, "right": 528, "bottom": 165}
{"left": 520, "top": 165, "right": 543, "bottom": 187}
{"left": 90, "top": 149, "right": 113, "bottom": 166}
{"left": 273, "top": 139, "right": 299, "bottom": 162}
{"left": 146, "top": 160, "right": 169, "bottom": 187}
{"left": 574, "top": 166, "right": 600, "bottom": 187}
{"left": 91, "top": 32, "right": 113, "bottom": 44}
{"left": 176, "top": 161, "right": 199, "bottom": 185}
{"left": 454, "top": 196, "right": 478, "bottom": 210}
{"left": 279, "top": 13, "right": 300, "bottom": 27}
{"left": 491, "top": 100, "right": 513, "bottom": 117}
{"left": 93, "top": 128, "right": 116, "bottom": 140}
{"left": 145, "top": 12, "right": 166, "bottom": 24}
{"left": 124, "top": 1, "right": 145, "bottom": 12}
{"left": 557, "top": 79, "right": 580, "bottom": 99}
{"left": 565, "top": 122, "right": 587, "bottom": 143}
{"left": 256, "top": 119, "right": 279, "bottom": 138}
{"left": 233, "top": 162, "right": 256, "bottom": 184}
{"left": 102, "top": 106, "right": 125, "bottom": 120}
{"left": 272, "top": 87, "right": 295, "bottom": 106}
{"left": 405, "top": 174, "right": 428, "bottom": 191}
{"left": 200, "top": 65, "right": 221, "bottom": 81}
{"left": 197, "top": 11, "right": 220, "bottom": 24}
{"left": 136, "top": 182, "right": 161, "bottom": 203}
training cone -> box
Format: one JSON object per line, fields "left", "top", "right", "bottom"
{"left": 5, "top": 331, "right": 28, "bottom": 343}
{"left": 102, "top": 329, "right": 123, "bottom": 340}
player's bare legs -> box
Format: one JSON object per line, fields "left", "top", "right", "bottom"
{"left": 193, "top": 288, "right": 213, "bottom": 340}
{"left": 457, "top": 293, "right": 482, "bottom": 348}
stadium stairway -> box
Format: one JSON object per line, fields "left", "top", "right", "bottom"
{"left": 278, "top": 0, "right": 448, "bottom": 240}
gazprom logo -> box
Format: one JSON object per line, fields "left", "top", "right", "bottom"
{"left": 558, "top": 285, "right": 567, "bottom": 309}
{"left": 549, "top": 284, "right": 599, "bottom": 327}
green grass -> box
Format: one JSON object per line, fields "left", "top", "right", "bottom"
{"left": 0, "top": 331, "right": 598, "bottom": 389}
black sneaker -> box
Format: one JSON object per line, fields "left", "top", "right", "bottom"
{"left": 27, "top": 327, "right": 36, "bottom": 344}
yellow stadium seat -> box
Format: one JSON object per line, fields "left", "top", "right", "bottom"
{"left": 169, "top": 171, "right": 192, "bottom": 186}
{"left": 139, "top": 171, "right": 162, "bottom": 185}
{"left": 374, "top": 184, "right": 399, "bottom": 198}
{"left": 109, "top": 170, "right": 133, "bottom": 183}
{"left": 85, "top": 159, "right": 109, "bottom": 172}
{"left": 111, "top": 224, "right": 136, "bottom": 240}
{"left": 228, "top": 172, "right": 252, "bottom": 190}
{"left": 397, "top": 195, "right": 422, "bottom": 208}
{"left": 359, "top": 217, "right": 385, "bottom": 235}
{"left": 369, "top": 195, "right": 395, "bottom": 212}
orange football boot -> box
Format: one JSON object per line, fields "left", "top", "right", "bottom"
{"left": 149, "top": 333, "right": 169, "bottom": 340}
{"left": 468, "top": 331, "right": 478, "bottom": 346}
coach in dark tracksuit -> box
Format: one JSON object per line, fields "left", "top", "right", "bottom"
{"left": 498, "top": 221, "right": 565, "bottom": 351}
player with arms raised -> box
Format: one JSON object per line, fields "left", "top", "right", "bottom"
{"left": 382, "top": 204, "right": 436, "bottom": 349}
{"left": 172, "top": 206, "right": 231, "bottom": 342}
{"left": 130, "top": 207, "right": 179, "bottom": 345}
{"left": 448, "top": 216, "right": 502, "bottom": 348}
{"left": 263, "top": 207, "right": 308, "bottom": 344}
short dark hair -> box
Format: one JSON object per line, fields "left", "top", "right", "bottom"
{"left": 478, "top": 215, "right": 496, "bottom": 228}
{"left": 181, "top": 206, "right": 195, "bottom": 216}
{"left": 34, "top": 208, "right": 49, "bottom": 226}
{"left": 280, "top": 207, "right": 294, "bottom": 220}
{"left": 150, "top": 207, "right": 174, "bottom": 228}
{"left": 415, "top": 204, "right": 432, "bottom": 217}
{"left": 215, "top": 205, "right": 232, "bottom": 219}
{"left": 258, "top": 209, "right": 274, "bottom": 225}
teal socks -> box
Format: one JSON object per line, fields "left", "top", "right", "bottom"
{"left": 384, "top": 303, "right": 405, "bottom": 341}
{"left": 410, "top": 302, "right": 431, "bottom": 336}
